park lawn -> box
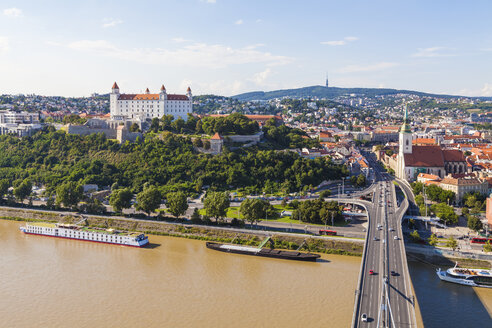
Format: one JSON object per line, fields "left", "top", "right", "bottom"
{"left": 198, "top": 206, "right": 244, "bottom": 219}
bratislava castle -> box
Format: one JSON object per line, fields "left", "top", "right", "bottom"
{"left": 110, "top": 82, "right": 193, "bottom": 121}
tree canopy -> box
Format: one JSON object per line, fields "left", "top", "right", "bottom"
{"left": 0, "top": 128, "right": 346, "bottom": 197}
{"left": 204, "top": 191, "right": 230, "bottom": 223}
{"left": 166, "top": 191, "right": 188, "bottom": 218}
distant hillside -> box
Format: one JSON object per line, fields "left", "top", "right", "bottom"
{"left": 232, "top": 85, "right": 484, "bottom": 101}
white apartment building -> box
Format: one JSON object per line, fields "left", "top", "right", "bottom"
{"left": 109, "top": 82, "right": 193, "bottom": 121}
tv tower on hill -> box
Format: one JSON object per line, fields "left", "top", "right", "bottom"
{"left": 325, "top": 73, "right": 329, "bottom": 88}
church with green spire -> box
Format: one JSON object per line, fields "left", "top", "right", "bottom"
{"left": 396, "top": 105, "right": 467, "bottom": 181}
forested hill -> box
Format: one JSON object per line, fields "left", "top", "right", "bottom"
{"left": 232, "top": 85, "right": 479, "bottom": 101}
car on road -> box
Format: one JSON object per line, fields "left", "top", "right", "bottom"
{"left": 389, "top": 228, "right": 395, "bottom": 232}
{"left": 373, "top": 236, "right": 378, "bottom": 241}
{"left": 394, "top": 236, "right": 399, "bottom": 240}
{"left": 369, "top": 269, "right": 374, "bottom": 275}
{"left": 390, "top": 270, "right": 398, "bottom": 276}
{"left": 361, "top": 313, "right": 368, "bottom": 322}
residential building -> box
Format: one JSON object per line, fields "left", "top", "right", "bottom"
{"left": 439, "top": 175, "right": 488, "bottom": 203}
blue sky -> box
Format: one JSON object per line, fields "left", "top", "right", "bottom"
{"left": 1, "top": 0, "right": 492, "bottom": 97}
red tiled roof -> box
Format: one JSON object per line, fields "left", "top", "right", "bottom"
{"left": 112, "top": 82, "right": 119, "bottom": 89}
{"left": 211, "top": 132, "right": 223, "bottom": 140}
{"left": 413, "top": 138, "right": 435, "bottom": 145}
{"left": 418, "top": 173, "right": 441, "bottom": 180}
{"left": 118, "top": 94, "right": 189, "bottom": 101}
{"left": 167, "top": 94, "right": 189, "bottom": 100}
{"left": 442, "top": 149, "right": 466, "bottom": 162}
{"left": 404, "top": 146, "right": 445, "bottom": 167}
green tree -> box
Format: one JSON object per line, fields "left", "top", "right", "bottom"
{"left": 56, "top": 181, "right": 83, "bottom": 209}
{"left": 409, "top": 230, "right": 421, "bottom": 242}
{"left": 190, "top": 208, "right": 202, "bottom": 223}
{"left": 428, "top": 233, "right": 439, "bottom": 246}
{"left": 319, "top": 190, "right": 331, "bottom": 198}
{"left": 465, "top": 194, "right": 477, "bottom": 208}
{"left": 13, "top": 179, "right": 32, "bottom": 203}
{"left": 192, "top": 138, "right": 203, "bottom": 148}
{"left": 166, "top": 191, "right": 189, "bottom": 218}
{"left": 240, "top": 198, "right": 274, "bottom": 226}
{"left": 356, "top": 174, "right": 366, "bottom": 187}
{"left": 203, "top": 191, "right": 230, "bottom": 223}
{"left": 446, "top": 236, "right": 458, "bottom": 250}
{"left": 109, "top": 188, "right": 133, "bottom": 213}
{"left": 135, "top": 186, "right": 162, "bottom": 216}
{"left": 411, "top": 182, "right": 423, "bottom": 195}
{"left": 0, "top": 179, "right": 9, "bottom": 199}
{"left": 150, "top": 118, "right": 160, "bottom": 132}
{"left": 467, "top": 215, "right": 483, "bottom": 232}
{"left": 484, "top": 241, "right": 492, "bottom": 253}
{"left": 79, "top": 198, "right": 106, "bottom": 214}
{"left": 129, "top": 123, "right": 140, "bottom": 132}
{"left": 431, "top": 203, "right": 458, "bottom": 225}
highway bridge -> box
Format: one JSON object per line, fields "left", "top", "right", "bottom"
{"left": 351, "top": 154, "right": 418, "bottom": 328}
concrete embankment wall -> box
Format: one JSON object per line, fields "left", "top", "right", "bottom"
{"left": 0, "top": 207, "right": 363, "bottom": 255}
{"left": 406, "top": 244, "right": 492, "bottom": 266}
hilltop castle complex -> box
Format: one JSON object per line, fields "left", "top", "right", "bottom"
{"left": 110, "top": 82, "right": 193, "bottom": 121}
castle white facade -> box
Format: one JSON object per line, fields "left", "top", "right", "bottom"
{"left": 110, "top": 82, "right": 193, "bottom": 121}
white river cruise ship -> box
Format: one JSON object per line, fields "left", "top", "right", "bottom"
{"left": 436, "top": 263, "right": 492, "bottom": 288}
{"left": 20, "top": 222, "right": 149, "bottom": 247}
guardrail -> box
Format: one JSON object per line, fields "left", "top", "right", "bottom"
{"left": 350, "top": 200, "right": 372, "bottom": 328}
{"left": 395, "top": 179, "right": 418, "bottom": 327}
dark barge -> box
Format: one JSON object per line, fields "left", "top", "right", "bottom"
{"left": 205, "top": 242, "right": 321, "bottom": 262}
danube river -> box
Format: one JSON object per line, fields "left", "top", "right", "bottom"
{"left": 0, "top": 220, "right": 360, "bottom": 328}
{"left": 2, "top": 220, "right": 492, "bottom": 327}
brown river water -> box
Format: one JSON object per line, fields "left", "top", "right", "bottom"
{"left": 0, "top": 220, "right": 360, "bottom": 328}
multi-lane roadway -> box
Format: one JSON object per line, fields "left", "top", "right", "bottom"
{"left": 353, "top": 154, "right": 417, "bottom": 327}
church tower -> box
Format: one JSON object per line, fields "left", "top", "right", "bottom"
{"left": 397, "top": 105, "right": 412, "bottom": 179}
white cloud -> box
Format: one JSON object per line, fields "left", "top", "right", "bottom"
{"left": 480, "top": 84, "right": 492, "bottom": 97}
{"left": 3, "top": 7, "right": 22, "bottom": 17}
{"left": 478, "top": 84, "right": 492, "bottom": 97}
{"left": 102, "top": 18, "right": 123, "bottom": 28}
{"left": 321, "top": 36, "right": 358, "bottom": 46}
{"left": 412, "top": 47, "right": 454, "bottom": 58}
{"left": 250, "top": 68, "right": 272, "bottom": 86}
{"left": 235, "top": 19, "right": 243, "bottom": 25}
{"left": 344, "top": 36, "right": 358, "bottom": 42}
{"left": 339, "top": 62, "right": 399, "bottom": 73}
{"left": 0, "top": 36, "right": 10, "bottom": 53}
{"left": 200, "top": 0, "right": 216, "bottom": 3}
{"left": 172, "top": 37, "right": 192, "bottom": 43}
{"left": 459, "top": 83, "right": 492, "bottom": 97}
{"left": 67, "top": 40, "right": 293, "bottom": 69}
{"left": 256, "top": 19, "right": 262, "bottom": 23}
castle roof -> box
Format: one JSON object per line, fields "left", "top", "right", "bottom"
{"left": 211, "top": 132, "right": 223, "bottom": 140}
{"left": 160, "top": 85, "right": 166, "bottom": 91}
{"left": 112, "top": 82, "right": 119, "bottom": 89}
{"left": 118, "top": 94, "right": 189, "bottom": 101}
